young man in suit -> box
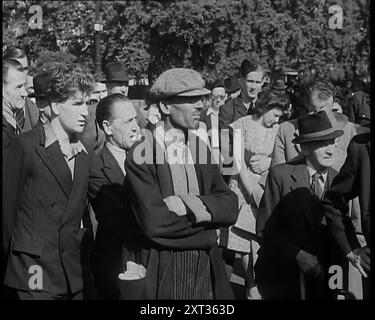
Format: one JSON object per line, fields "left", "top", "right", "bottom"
{"left": 2, "top": 64, "right": 95, "bottom": 300}
{"left": 124, "top": 68, "right": 239, "bottom": 299}
{"left": 255, "top": 110, "right": 344, "bottom": 299}
{"left": 88, "top": 94, "right": 141, "bottom": 299}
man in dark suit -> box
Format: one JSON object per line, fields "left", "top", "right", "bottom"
{"left": 124, "top": 68, "right": 239, "bottom": 299}
{"left": 88, "top": 94, "right": 141, "bottom": 299}
{"left": 2, "top": 65, "right": 95, "bottom": 300}
{"left": 255, "top": 110, "right": 344, "bottom": 299}
{"left": 322, "top": 131, "right": 371, "bottom": 299}
{"left": 3, "top": 47, "right": 40, "bottom": 134}
{"left": 219, "top": 59, "right": 265, "bottom": 128}
{"left": 2, "top": 59, "right": 29, "bottom": 155}
{"left": 219, "top": 59, "right": 266, "bottom": 179}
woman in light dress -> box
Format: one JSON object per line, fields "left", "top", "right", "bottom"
{"left": 222, "top": 89, "right": 291, "bottom": 299}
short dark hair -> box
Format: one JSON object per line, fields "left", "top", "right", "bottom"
{"left": 2, "top": 58, "right": 24, "bottom": 84}
{"left": 255, "top": 89, "right": 291, "bottom": 115}
{"left": 96, "top": 93, "right": 130, "bottom": 130}
{"left": 46, "top": 64, "right": 94, "bottom": 103}
{"left": 3, "top": 47, "right": 26, "bottom": 60}
{"left": 239, "top": 59, "right": 264, "bottom": 78}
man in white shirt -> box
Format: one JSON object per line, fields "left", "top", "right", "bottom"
{"left": 200, "top": 79, "right": 227, "bottom": 168}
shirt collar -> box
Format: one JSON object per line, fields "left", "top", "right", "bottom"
{"left": 44, "top": 122, "right": 87, "bottom": 158}
{"left": 206, "top": 107, "right": 219, "bottom": 116}
{"left": 106, "top": 141, "right": 127, "bottom": 158}
{"left": 306, "top": 158, "right": 328, "bottom": 183}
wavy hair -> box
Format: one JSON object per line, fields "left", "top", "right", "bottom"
{"left": 46, "top": 64, "right": 95, "bottom": 103}
{"left": 254, "top": 89, "right": 291, "bottom": 115}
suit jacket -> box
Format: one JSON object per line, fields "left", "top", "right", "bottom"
{"left": 23, "top": 98, "right": 40, "bottom": 132}
{"left": 255, "top": 159, "right": 338, "bottom": 299}
{"left": 219, "top": 94, "right": 251, "bottom": 130}
{"left": 2, "top": 118, "right": 16, "bottom": 157}
{"left": 271, "top": 119, "right": 301, "bottom": 166}
{"left": 88, "top": 145, "right": 131, "bottom": 279}
{"left": 322, "top": 132, "right": 371, "bottom": 255}
{"left": 80, "top": 102, "right": 106, "bottom": 156}
{"left": 2, "top": 125, "right": 92, "bottom": 294}
{"left": 124, "top": 130, "right": 239, "bottom": 299}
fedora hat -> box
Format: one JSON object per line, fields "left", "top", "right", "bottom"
{"left": 28, "top": 72, "right": 52, "bottom": 98}
{"left": 292, "top": 109, "right": 344, "bottom": 144}
{"left": 271, "top": 77, "right": 287, "bottom": 91}
{"left": 104, "top": 62, "right": 129, "bottom": 83}
{"left": 224, "top": 74, "right": 242, "bottom": 94}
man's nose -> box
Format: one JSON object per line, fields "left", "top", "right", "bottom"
{"left": 81, "top": 103, "right": 89, "bottom": 117}
{"left": 20, "top": 85, "right": 28, "bottom": 98}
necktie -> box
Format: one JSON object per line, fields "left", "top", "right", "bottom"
{"left": 247, "top": 101, "right": 255, "bottom": 115}
{"left": 14, "top": 108, "right": 25, "bottom": 134}
{"left": 311, "top": 172, "right": 324, "bottom": 199}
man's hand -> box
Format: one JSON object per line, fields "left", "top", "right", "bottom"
{"left": 296, "top": 250, "right": 325, "bottom": 278}
{"left": 346, "top": 247, "right": 370, "bottom": 277}
{"left": 249, "top": 155, "right": 271, "bottom": 175}
{"left": 163, "top": 195, "right": 187, "bottom": 216}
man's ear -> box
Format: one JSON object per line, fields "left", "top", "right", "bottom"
{"left": 159, "top": 100, "right": 171, "bottom": 115}
{"left": 102, "top": 120, "right": 112, "bottom": 136}
{"left": 51, "top": 102, "right": 60, "bottom": 116}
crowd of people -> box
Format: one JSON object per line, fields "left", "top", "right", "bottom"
{"left": 1, "top": 46, "right": 371, "bottom": 300}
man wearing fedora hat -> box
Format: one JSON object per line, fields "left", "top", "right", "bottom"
{"left": 104, "top": 62, "right": 130, "bottom": 97}
{"left": 124, "top": 68, "right": 238, "bottom": 299}
{"left": 255, "top": 109, "right": 343, "bottom": 299}
{"left": 224, "top": 74, "right": 242, "bottom": 101}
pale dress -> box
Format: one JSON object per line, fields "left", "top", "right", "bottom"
{"left": 220, "top": 115, "right": 279, "bottom": 254}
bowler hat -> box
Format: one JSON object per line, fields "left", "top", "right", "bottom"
{"left": 224, "top": 74, "right": 242, "bottom": 94}
{"left": 149, "top": 68, "right": 211, "bottom": 101}
{"left": 292, "top": 109, "right": 344, "bottom": 144}
{"left": 29, "top": 72, "right": 52, "bottom": 98}
{"left": 104, "top": 62, "right": 129, "bottom": 83}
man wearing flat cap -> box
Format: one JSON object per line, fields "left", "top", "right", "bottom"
{"left": 255, "top": 109, "right": 344, "bottom": 299}
{"left": 123, "top": 68, "right": 238, "bottom": 299}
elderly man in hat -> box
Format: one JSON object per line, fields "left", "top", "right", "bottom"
{"left": 255, "top": 109, "right": 344, "bottom": 299}
{"left": 123, "top": 68, "right": 238, "bottom": 299}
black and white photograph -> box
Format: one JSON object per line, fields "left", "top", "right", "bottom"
{"left": 1, "top": 0, "right": 371, "bottom": 305}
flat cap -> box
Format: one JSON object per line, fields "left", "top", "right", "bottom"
{"left": 149, "top": 68, "right": 210, "bottom": 101}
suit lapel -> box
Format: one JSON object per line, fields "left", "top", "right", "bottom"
{"left": 35, "top": 127, "right": 73, "bottom": 198}
{"left": 61, "top": 149, "right": 90, "bottom": 226}
{"left": 235, "top": 98, "right": 247, "bottom": 119}
{"left": 290, "top": 163, "right": 316, "bottom": 230}
{"left": 101, "top": 145, "right": 125, "bottom": 185}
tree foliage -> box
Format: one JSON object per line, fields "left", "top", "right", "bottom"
{"left": 2, "top": 0, "right": 370, "bottom": 84}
